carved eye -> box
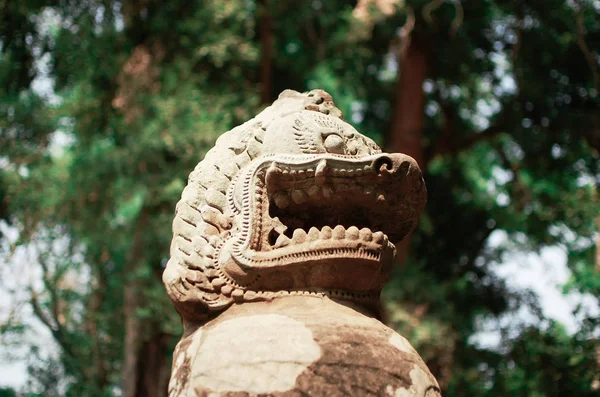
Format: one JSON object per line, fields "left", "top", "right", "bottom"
{"left": 323, "top": 133, "right": 345, "bottom": 154}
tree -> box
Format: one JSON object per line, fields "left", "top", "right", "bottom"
{"left": 1, "top": 0, "right": 598, "bottom": 396}
{"left": 0, "top": 388, "right": 16, "bottom": 397}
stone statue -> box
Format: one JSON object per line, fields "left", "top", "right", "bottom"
{"left": 163, "top": 89, "right": 440, "bottom": 396}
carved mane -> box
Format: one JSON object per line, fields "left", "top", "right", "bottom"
{"left": 164, "top": 90, "right": 344, "bottom": 320}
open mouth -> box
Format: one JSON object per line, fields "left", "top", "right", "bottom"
{"left": 220, "top": 152, "right": 425, "bottom": 293}
{"left": 247, "top": 154, "right": 423, "bottom": 260}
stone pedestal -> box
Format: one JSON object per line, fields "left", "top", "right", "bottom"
{"left": 169, "top": 296, "right": 440, "bottom": 396}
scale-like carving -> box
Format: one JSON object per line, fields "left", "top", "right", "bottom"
{"left": 164, "top": 90, "right": 439, "bottom": 396}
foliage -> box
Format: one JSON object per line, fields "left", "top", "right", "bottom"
{"left": 0, "top": 388, "right": 16, "bottom": 397}
{"left": 0, "top": 0, "right": 598, "bottom": 395}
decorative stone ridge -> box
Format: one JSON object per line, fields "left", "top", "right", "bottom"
{"left": 164, "top": 90, "right": 439, "bottom": 396}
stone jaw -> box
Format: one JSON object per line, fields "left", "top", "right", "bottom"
{"left": 217, "top": 151, "right": 424, "bottom": 294}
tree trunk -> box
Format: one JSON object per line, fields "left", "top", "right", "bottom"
{"left": 122, "top": 281, "right": 143, "bottom": 397}
{"left": 595, "top": 216, "right": 600, "bottom": 272}
{"left": 259, "top": 0, "right": 273, "bottom": 104}
{"left": 121, "top": 211, "right": 169, "bottom": 397}
{"left": 387, "top": 33, "right": 428, "bottom": 264}
{"left": 87, "top": 265, "right": 108, "bottom": 391}
{"left": 122, "top": 212, "right": 146, "bottom": 397}
{"left": 136, "top": 331, "right": 171, "bottom": 397}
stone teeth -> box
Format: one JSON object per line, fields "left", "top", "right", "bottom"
{"left": 315, "top": 160, "right": 327, "bottom": 184}
{"left": 321, "top": 226, "right": 333, "bottom": 239}
{"left": 271, "top": 216, "right": 288, "bottom": 236}
{"left": 210, "top": 278, "right": 225, "bottom": 290}
{"left": 273, "top": 192, "right": 291, "bottom": 208}
{"left": 221, "top": 285, "right": 233, "bottom": 296}
{"left": 275, "top": 234, "right": 291, "bottom": 248}
{"left": 292, "top": 228, "right": 307, "bottom": 243}
{"left": 316, "top": 160, "right": 327, "bottom": 175}
{"left": 268, "top": 162, "right": 280, "bottom": 173}
{"left": 291, "top": 189, "right": 308, "bottom": 204}
{"left": 266, "top": 162, "right": 281, "bottom": 186}
{"left": 232, "top": 289, "right": 244, "bottom": 300}
{"left": 359, "top": 228, "right": 372, "bottom": 241}
{"left": 346, "top": 226, "right": 360, "bottom": 240}
{"left": 307, "top": 227, "right": 320, "bottom": 241}
{"left": 332, "top": 225, "right": 345, "bottom": 239}
{"left": 372, "top": 231, "right": 385, "bottom": 244}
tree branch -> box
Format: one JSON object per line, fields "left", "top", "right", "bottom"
{"left": 426, "top": 122, "right": 507, "bottom": 166}
{"left": 458, "top": 123, "right": 507, "bottom": 151}
{"left": 596, "top": 216, "right": 600, "bottom": 273}
{"left": 449, "top": 1, "right": 463, "bottom": 37}
{"left": 576, "top": 11, "right": 600, "bottom": 93}
{"left": 87, "top": 256, "right": 109, "bottom": 389}
{"left": 29, "top": 289, "right": 55, "bottom": 331}
{"left": 512, "top": 24, "right": 522, "bottom": 62}
{"left": 425, "top": 103, "right": 455, "bottom": 166}
{"left": 492, "top": 141, "right": 532, "bottom": 212}
{"left": 29, "top": 246, "right": 91, "bottom": 381}
{"left": 258, "top": 0, "right": 273, "bottom": 104}
{"left": 422, "top": 0, "right": 445, "bottom": 27}
{"left": 29, "top": 288, "right": 74, "bottom": 361}
{"left": 38, "top": 260, "right": 57, "bottom": 323}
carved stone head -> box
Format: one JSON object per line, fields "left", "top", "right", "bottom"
{"left": 163, "top": 89, "right": 426, "bottom": 323}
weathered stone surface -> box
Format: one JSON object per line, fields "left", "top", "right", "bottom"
{"left": 170, "top": 297, "right": 440, "bottom": 396}
{"left": 164, "top": 89, "right": 438, "bottom": 396}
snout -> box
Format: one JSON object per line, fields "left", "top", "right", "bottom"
{"left": 372, "top": 153, "right": 423, "bottom": 183}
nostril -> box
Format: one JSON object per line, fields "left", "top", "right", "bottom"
{"left": 373, "top": 156, "right": 394, "bottom": 173}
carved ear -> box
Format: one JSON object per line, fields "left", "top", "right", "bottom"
{"left": 304, "top": 89, "right": 344, "bottom": 118}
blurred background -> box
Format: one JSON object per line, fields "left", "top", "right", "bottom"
{"left": 1, "top": 0, "right": 599, "bottom": 396}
